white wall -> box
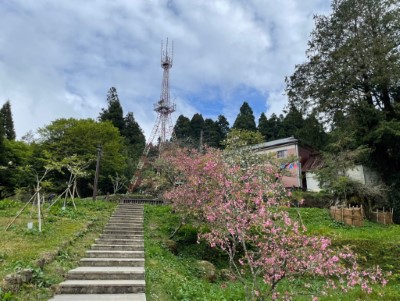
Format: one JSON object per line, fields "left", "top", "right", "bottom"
{"left": 306, "top": 172, "right": 321, "bottom": 192}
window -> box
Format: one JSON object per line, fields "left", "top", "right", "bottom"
{"left": 277, "top": 150, "right": 287, "bottom": 158}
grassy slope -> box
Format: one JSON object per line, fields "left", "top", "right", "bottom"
{"left": 144, "top": 205, "right": 400, "bottom": 301}
{"left": 0, "top": 198, "right": 117, "bottom": 300}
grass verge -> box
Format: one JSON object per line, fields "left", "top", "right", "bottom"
{"left": 144, "top": 205, "right": 400, "bottom": 300}
{"left": 0, "top": 198, "right": 117, "bottom": 300}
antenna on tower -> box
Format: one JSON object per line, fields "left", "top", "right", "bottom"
{"left": 128, "top": 38, "right": 176, "bottom": 192}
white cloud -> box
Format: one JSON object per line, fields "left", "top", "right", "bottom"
{"left": 0, "top": 0, "right": 331, "bottom": 140}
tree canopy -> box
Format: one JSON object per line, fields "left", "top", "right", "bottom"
{"left": 1, "top": 100, "right": 16, "bottom": 140}
{"left": 233, "top": 101, "right": 257, "bottom": 132}
{"left": 99, "top": 87, "right": 125, "bottom": 132}
{"left": 286, "top": 0, "right": 400, "bottom": 221}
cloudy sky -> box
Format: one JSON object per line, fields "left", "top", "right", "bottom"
{"left": 0, "top": 0, "right": 331, "bottom": 140}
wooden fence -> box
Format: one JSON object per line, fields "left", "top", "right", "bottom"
{"left": 369, "top": 208, "right": 394, "bottom": 225}
{"left": 330, "top": 206, "right": 364, "bottom": 227}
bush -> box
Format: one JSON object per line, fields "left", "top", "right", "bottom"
{"left": 291, "top": 191, "right": 333, "bottom": 208}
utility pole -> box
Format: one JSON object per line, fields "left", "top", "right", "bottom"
{"left": 92, "top": 144, "right": 102, "bottom": 200}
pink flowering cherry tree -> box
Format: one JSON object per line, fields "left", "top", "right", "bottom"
{"left": 163, "top": 145, "right": 388, "bottom": 300}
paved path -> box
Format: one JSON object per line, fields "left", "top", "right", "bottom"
{"left": 49, "top": 203, "right": 146, "bottom": 301}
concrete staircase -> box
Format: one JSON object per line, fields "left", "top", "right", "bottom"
{"left": 49, "top": 203, "right": 146, "bottom": 301}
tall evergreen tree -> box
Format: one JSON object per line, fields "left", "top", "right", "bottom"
{"left": 122, "top": 112, "right": 146, "bottom": 156}
{"left": 99, "top": 87, "right": 125, "bottom": 132}
{"left": 0, "top": 100, "right": 16, "bottom": 140}
{"left": 233, "top": 102, "right": 257, "bottom": 132}
{"left": 190, "top": 113, "right": 205, "bottom": 144}
{"left": 263, "top": 113, "right": 282, "bottom": 141}
{"left": 215, "top": 115, "right": 230, "bottom": 148}
{"left": 282, "top": 105, "right": 304, "bottom": 138}
{"left": 0, "top": 113, "right": 5, "bottom": 165}
{"left": 257, "top": 112, "right": 269, "bottom": 141}
{"left": 203, "top": 118, "right": 220, "bottom": 148}
{"left": 174, "top": 115, "right": 192, "bottom": 140}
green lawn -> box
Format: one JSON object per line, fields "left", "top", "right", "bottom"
{"left": 0, "top": 198, "right": 117, "bottom": 300}
{"left": 144, "top": 205, "right": 400, "bottom": 301}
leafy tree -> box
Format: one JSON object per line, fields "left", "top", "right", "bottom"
{"left": 297, "top": 113, "right": 327, "bottom": 149}
{"left": 163, "top": 146, "right": 387, "bottom": 300}
{"left": 286, "top": 0, "right": 400, "bottom": 221}
{"left": 38, "top": 118, "right": 126, "bottom": 196}
{"left": 0, "top": 100, "right": 16, "bottom": 140}
{"left": 233, "top": 101, "right": 257, "bottom": 132}
{"left": 223, "top": 128, "right": 264, "bottom": 150}
{"left": 174, "top": 115, "right": 192, "bottom": 140}
{"left": 286, "top": 0, "right": 400, "bottom": 119}
{"left": 99, "top": 87, "right": 125, "bottom": 132}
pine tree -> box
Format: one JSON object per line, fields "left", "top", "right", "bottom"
{"left": 190, "top": 113, "right": 205, "bottom": 144}
{"left": 282, "top": 105, "right": 304, "bottom": 138}
{"left": 0, "top": 100, "right": 16, "bottom": 140}
{"left": 0, "top": 113, "right": 5, "bottom": 165}
{"left": 174, "top": 115, "right": 192, "bottom": 140}
{"left": 263, "top": 113, "right": 282, "bottom": 141}
{"left": 233, "top": 102, "right": 257, "bottom": 132}
{"left": 122, "top": 112, "right": 146, "bottom": 156}
{"left": 215, "top": 115, "right": 230, "bottom": 148}
{"left": 203, "top": 118, "right": 220, "bottom": 148}
{"left": 99, "top": 87, "right": 125, "bottom": 132}
{"left": 257, "top": 113, "right": 269, "bottom": 141}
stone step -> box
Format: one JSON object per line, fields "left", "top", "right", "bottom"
{"left": 80, "top": 258, "right": 145, "bottom": 267}
{"left": 103, "top": 229, "right": 144, "bottom": 235}
{"left": 58, "top": 280, "right": 145, "bottom": 294}
{"left": 95, "top": 239, "right": 143, "bottom": 245}
{"left": 109, "top": 218, "right": 144, "bottom": 222}
{"left": 104, "top": 226, "right": 143, "bottom": 231}
{"left": 99, "top": 234, "right": 143, "bottom": 240}
{"left": 91, "top": 243, "right": 144, "bottom": 250}
{"left": 104, "top": 225, "right": 143, "bottom": 230}
{"left": 86, "top": 250, "right": 144, "bottom": 258}
{"left": 49, "top": 293, "right": 146, "bottom": 301}
{"left": 106, "top": 221, "right": 143, "bottom": 227}
{"left": 67, "top": 266, "right": 145, "bottom": 280}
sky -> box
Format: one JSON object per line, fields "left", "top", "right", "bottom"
{"left": 0, "top": 0, "right": 332, "bottom": 141}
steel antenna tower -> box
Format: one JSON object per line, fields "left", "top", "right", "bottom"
{"left": 128, "top": 39, "right": 176, "bottom": 192}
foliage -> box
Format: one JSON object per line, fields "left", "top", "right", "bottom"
{"left": 98, "top": 87, "right": 125, "bottom": 132}
{"left": 174, "top": 114, "right": 230, "bottom": 149}
{"left": 174, "top": 115, "right": 192, "bottom": 140}
{"left": 37, "top": 118, "right": 126, "bottom": 197}
{"left": 286, "top": 0, "right": 400, "bottom": 221}
{"left": 223, "top": 129, "right": 264, "bottom": 150}
{"left": 145, "top": 205, "right": 400, "bottom": 301}
{"left": 190, "top": 113, "right": 205, "bottom": 147}
{"left": 233, "top": 101, "right": 257, "bottom": 132}
{"left": 162, "top": 146, "right": 388, "bottom": 300}
{"left": 0, "top": 100, "right": 16, "bottom": 140}
{"left": 108, "top": 172, "right": 128, "bottom": 194}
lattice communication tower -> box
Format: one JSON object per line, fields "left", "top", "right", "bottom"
{"left": 128, "top": 39, "right": 176, "bottom": 191}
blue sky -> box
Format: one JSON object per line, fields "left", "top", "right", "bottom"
{"left": 0, "top": 0, "right": 331, "bottom": 140}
